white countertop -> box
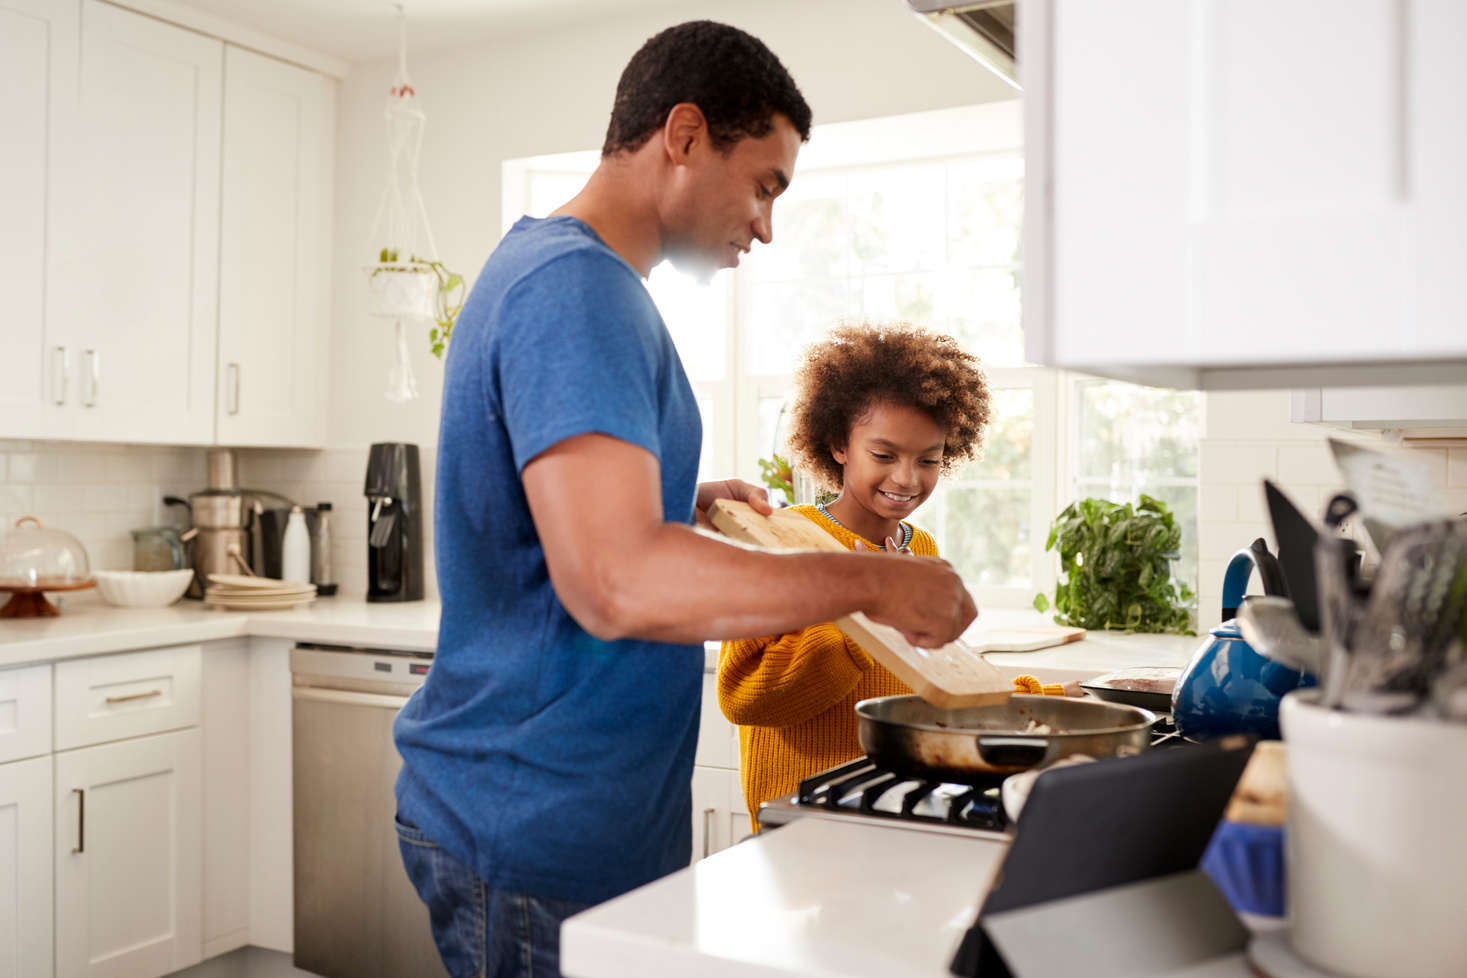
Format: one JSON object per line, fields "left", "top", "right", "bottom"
{"left": 562, "top": 817, "right": 1008, "bottom": 978}
{"left": 0, "top": 594, "right": 1203, "bottom": 677}
{"left": 0, "top": 591, "right": 443, "bottom": 667}
{"left": 562, "top": 817, "right": 1253, "bottom": 978}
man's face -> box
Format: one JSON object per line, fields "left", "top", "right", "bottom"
{"left": 660, "top": 112, "right": 802, "bottom": 281}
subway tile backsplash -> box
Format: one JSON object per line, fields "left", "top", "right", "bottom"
{"left": 0, "top": 440, "right": 206, "bottom": 575}
{"left": 0, "top": 441, "right": 437, "bottom": 600}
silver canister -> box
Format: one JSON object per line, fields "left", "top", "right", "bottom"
{"left": 306, "top": 503, "right": 337, "bottom": 596}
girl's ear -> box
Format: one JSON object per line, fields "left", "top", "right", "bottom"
{"left": 831, "top": 443, "right": 848, "bottom": 466}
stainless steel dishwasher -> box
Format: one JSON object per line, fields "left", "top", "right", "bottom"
{"left": 290, "top": 643, "right": 447, "bottom": 978}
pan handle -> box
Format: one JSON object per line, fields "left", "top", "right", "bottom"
{"left": 976, "top": 736, "right": 1049, "bottom": 767}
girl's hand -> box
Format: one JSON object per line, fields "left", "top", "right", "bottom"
{"left": 854, "top": 538, "right": 913, "bottom": 555}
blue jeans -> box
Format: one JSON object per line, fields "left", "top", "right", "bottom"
{"left": 396, "top": 815, "right": 590, "bottom": 978}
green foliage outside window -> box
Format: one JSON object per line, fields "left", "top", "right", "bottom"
{"left": 1035, "top": 494, "right": 1196, "bottom": 635}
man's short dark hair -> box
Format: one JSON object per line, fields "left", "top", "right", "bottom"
{"left": 603, "top": 21, "right": 813, "bottom": 157}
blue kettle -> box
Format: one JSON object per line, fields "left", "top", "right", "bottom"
{"left": 1172, "top": 539, "right": 1315, "bottom": 741}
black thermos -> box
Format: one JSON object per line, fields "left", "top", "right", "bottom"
{"left": 364, "top": 442, "right": 424, "bottom": 602}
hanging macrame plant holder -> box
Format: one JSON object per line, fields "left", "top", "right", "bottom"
{"left": 364, "top": 7, "right": 462, "bottom": 402}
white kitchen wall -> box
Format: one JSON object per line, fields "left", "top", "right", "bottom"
{"left": 327, "top": 0, "right": 1017, "bottom": 455}
{"left": 1194, "top": 390, "right": 1467, "bottom": 630}
{"left": 0, "top": 440, "right": 206, "bottom": 575}
{"left": 312, "top": 0, "right": 1015, "bottom": 599}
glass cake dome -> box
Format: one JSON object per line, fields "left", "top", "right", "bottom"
{"left": 0, "top": 518, "right": 95, "bottom": 617}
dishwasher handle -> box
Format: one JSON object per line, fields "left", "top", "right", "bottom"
{"left": 293, "top": 685, "right": 412, "bottom": 710}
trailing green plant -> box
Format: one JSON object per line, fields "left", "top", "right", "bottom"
{"left": 757, "top": 455, "right": 794, "bottom": 502}
{"left": 1033, "top": 494, "right": 1196, "bottom": 635}
{"left": 375, "top": 248, "right": 466, "bottom": 358}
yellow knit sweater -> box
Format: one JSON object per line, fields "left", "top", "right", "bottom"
{"left": 717, "top": 504, "right": 936, "bottom": 827}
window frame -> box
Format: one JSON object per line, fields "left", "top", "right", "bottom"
{"left": 499, "top": 103, "right": 1198, "bottom": 609}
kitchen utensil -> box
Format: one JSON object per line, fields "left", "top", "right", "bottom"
{"left": 964, "top": 625, "right": 1086, "bottom": 653}
{"left": 1329, "top": 438, "right": 1452, "bottom": 554}
{"left": 1282, "top": 689, "right": 1467, "bottom": 978}
{"left": 1173, "top": 540, "right": 1312, "bottom": 741}
{"left": 0, "top": 517, "right": 96, "bottom": 617}
{"left": 1079, "top": 666, "right": 1181, "bottom": 712}
{"left": 93, "top": 569, "right": 194, "bottom": 608}
{"left": 1331, "top": 518, "right": 1467, "bottom": 715}
{"left": 709, "top": 499, "right": 1012, "bottom": 708}
{"left": 854, "top": 693, "right": 1155, "bottom": 783}
{"left": 1265, "top": 481, "right": 1322, "bottom": 633}
{"left": 366, "top": 443, "right": 424, "bottom": 602}
{"left": 306, "top": 503, "right": 338, "bottom": 596}
{"left": 1237, "top": 596, "right": 1323, "bottom": 676}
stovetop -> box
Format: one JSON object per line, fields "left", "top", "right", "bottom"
{"left": 757, "top": 715, "right": 1187, "bottom": 838}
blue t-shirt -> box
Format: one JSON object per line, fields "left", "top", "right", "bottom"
{"left": 394, "top": 216, "right": 704, "bottom": 906}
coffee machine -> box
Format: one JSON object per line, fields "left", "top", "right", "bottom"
{"left": 365, "top": 443, "right": 424, "bottom": 602}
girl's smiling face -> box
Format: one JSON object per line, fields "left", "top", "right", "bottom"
{"left": 830, "top": 400, "right": 945, "bottom": 530}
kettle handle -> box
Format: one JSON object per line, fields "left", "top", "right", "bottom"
{"left": 1221, "top": 538, "right": 1288, "bottom": 622}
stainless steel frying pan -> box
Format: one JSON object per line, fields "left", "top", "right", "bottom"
{"left": 856, "top": 694, "right": 1156, "bottom": 783}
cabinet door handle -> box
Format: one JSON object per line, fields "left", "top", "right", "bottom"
{"left": 54, "top": 346, "right": 69, "bottom": 405}
{"left": 702, "top": 807, "right": 716, "bottom": 859}
{"left": 227, "top": 362, "right": 240, "bottom": 415}
{"left": 84, "top": 349, "right": 99, "bottom": 407}
{"left": 105, "top": 688, "right": 162, "bottom": 705}
{"left": 72, "top": 788, "right": 85, "bottom": 854}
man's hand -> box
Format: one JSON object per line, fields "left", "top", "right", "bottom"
{"left": 863, "top": 556, "right": 977, "bottom": 649}
{"left": 695, "top": 478, "right": 772, "bottom": 530}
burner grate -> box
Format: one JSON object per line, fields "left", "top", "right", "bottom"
{"left": 787, "top": 718, "right": 1188, "bottom": 828}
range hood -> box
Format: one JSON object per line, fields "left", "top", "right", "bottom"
{"left": 903, "top": 0, "right": 1018, "bottom": 89}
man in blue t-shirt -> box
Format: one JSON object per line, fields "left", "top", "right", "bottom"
{"left": 393, "top": 20, "right": 977, "bottom": 978}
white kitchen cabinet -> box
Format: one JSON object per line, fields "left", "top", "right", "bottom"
{"left": 53, "top": 0, "right": 222, "bottom": 445}
{"left": 0, "top": 756, "right": 54, "bottom": 978}
{"left": 55, "top": 728, "right": 203, "bottom": 978}
{"left": 0, "top": 0, "right": 78, "bottom": 441}
{"left": 0, "top": 663, "right": 52, "bottom": 764}
{"left": 1293, "top": 385, "right": 1467, "bottom": 437}
{"left": 691, "top": 766, "right": 751, "bottom": 863}
{"left": 54, "top": 644, "right": 202, "bottom": 752}
{"left": 216, "top": 46, "right": 333, "bottom": 448}
{"left": 695, "top": 671, "right": 740, "bottom": 769}
{"left": 200, "top": 641, "right": 250, "bottom": 958}
{"left": 1022, "top": 0, "right": 1467, "bottom": 390}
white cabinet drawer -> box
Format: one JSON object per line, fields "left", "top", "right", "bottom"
{"left": 55, "top": 645, "right": 201, "bottom": 750}
{"left": 0, "top": 664, "right": 51, "bottom": 764}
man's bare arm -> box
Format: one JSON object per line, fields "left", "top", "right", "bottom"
{"left": 521, "top": 433, "right": 976, "bottom": 646}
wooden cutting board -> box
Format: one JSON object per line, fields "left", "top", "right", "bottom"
{"left": 708, "top": 500, "right": 1012, "bottom": 709}
{"left": 964, "top": 626, "right": 1086, "bottom": 654}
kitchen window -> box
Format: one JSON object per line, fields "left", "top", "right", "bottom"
{"left": 503, "top": 103, "right": 1200, "bottom": 606}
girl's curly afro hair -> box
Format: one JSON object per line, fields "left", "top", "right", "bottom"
{"left": 784, "top": 319, "right": 991, "bottom": 492}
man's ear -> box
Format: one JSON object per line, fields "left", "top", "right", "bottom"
{"left": 661, "top": 102, "right": 709, "bottom": 166}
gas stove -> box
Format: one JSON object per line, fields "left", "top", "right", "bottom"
{"left": 756, "top": 715, "right": 1187, "bottom": 838}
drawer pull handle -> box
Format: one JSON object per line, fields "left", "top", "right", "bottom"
{"left": 105, "top": 689, "right": 163, "bottom": 705}
{"left": 702, "top": 807, "right": 716, "bottom": 859}
{"left": 72, "top": 788, "right": 85, "bottom": 854}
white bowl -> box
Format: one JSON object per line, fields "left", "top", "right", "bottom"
{"left": 94, "top": 569, "right": 194, "bottom": 608}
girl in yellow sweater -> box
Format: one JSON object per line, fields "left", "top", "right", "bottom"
{"left": 719, "top": 319, "right": 992, "bottom": 823}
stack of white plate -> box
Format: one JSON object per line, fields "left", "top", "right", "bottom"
{"left": 205, "top": 573, "right": 317, "bottom": 611}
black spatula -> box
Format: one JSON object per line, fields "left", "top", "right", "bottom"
{"left": 1265, "top": 481, "right": 1321, "bottom": 633}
